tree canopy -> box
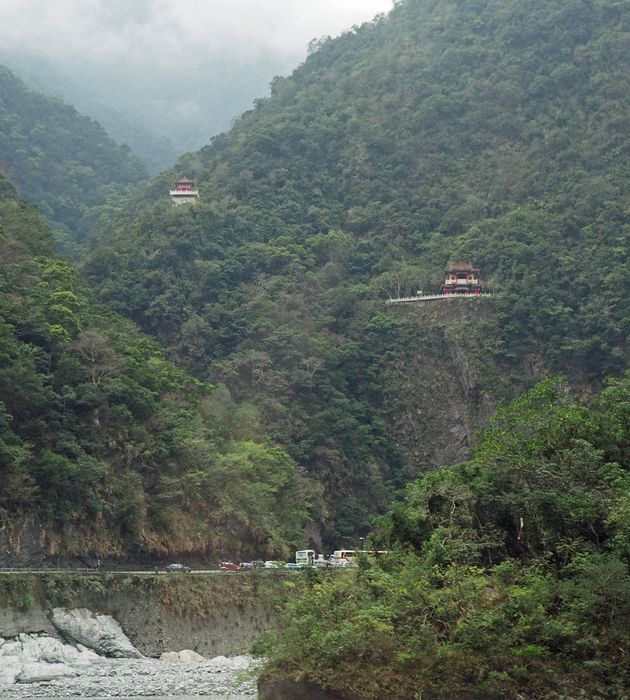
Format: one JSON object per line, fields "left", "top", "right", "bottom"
{"left": 0, "top": 66, "right": 148, "bottom": 252}
{"left": 258, "top": 378, "right": 630, "bottom": 699}
{"left": 0, "top": 177, "right": 312, "bottom": 560}
{"left": 84, "top": 0, "right": 630, "bottom": 542}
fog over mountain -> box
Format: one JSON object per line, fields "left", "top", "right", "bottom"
{"left": 0, "top": 0, "right": 392, "bottom": 171}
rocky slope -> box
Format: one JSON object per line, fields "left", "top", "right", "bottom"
{"left": 0, "top": 620, "right": 260, "bottom": 696}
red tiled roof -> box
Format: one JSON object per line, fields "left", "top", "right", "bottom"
{"left": 445, "top": 262, "right": 479, "bottom": 272}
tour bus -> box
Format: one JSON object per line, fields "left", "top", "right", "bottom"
{"left": 295, "top": 549, "right": 317, "bottom": 566}
{"left": 329, "top": 549, "right": 389, "bottom": 567}
{"left": 329, "top": 549, "right": 357, "bottom": 567}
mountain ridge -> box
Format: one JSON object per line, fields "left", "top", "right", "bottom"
{"left": 84, "top": 0, "right": 630, "bottom": 542}
{"left": 0, "top": 65, "right": 149, "bottom": 252}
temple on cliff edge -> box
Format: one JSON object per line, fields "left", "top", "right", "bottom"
{"left": 440, "top": 262, "right": 483, "bottom": 295}
{"left": 170, "top": 178, "right": 199, "bottom": 205}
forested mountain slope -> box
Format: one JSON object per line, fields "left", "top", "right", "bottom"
{"left": 260, "top": 379, "right": 630, "bottom": 699}
{"left": 86, "top": 0, "right": 630, "bottom": 543}
{"left": 0, "top": 172, "right": 310, "bottom": 563}
{"left": 0, "top": 66, "right": 148, "bottom": 251}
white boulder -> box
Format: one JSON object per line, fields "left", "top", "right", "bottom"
{"left": 17, "top": 662, "right": 78, "bottom": 683}
{"left": 0, "top": 632, "right": 101, "bottom": 685}
{"left": 50, "top": 608, "right": 142, "bottom": 658}
{"left": 18, "top": 632, "right": 99, "bottom": 664}
{"left": 206, "top": 654, "right": 254, "bottom": 670}
{"left": 0, "top": 656, "right": 21, "bottom": 685}
{"left": 0, "top": 639, "right": 22, "bottom": 656}
{"left": 159, "top": 649, "right": 205, "bottom": 662}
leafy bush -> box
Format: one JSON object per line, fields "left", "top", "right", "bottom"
{"left": 262, "top": 379, "right": 630, "bottom": 698}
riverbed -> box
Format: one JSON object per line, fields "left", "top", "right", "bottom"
{"left": 0, "top": 655, "right": 260, "bottom": 698}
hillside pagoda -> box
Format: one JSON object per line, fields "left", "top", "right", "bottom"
{"left": 170, "top": 178, "right": 199, "bottom": 205}
{"left": 441, "top": 262, "right": 482, "bottom": 295}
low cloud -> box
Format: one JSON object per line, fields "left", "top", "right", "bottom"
{"left": 0, "top": 0, "right": 393, "bottom": 68}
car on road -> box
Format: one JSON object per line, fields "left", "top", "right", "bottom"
{"left": 239, "top": 561, "right": 264, "bottom": 570}
{"left": 166, "top": 563, "right": 191, "bottom": 573}
{"left": 264, "top": 560, "right": 279, "bottom": 569}
{"left": 219, "top": 561, "right": 241, "bottom": 571}
{"left": 331, "top": 558, "right": 357, "bottom": 568}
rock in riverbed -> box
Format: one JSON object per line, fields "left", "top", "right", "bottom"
{"left": 15, "top": 662, "right": 78, "bottom": 684}
{"left": 0, "top": 632, "right": 99, "bottom": 685}
{"left": 50, "top": 607, "right": 142, "bottom": 658}
{"left": 0, "top": 652, "right": 262, "bottom": 697}
{"left": 159, "top": 648, "right": 205, "bottom": 662}
{"left": 0, "top": 609, "right": 261, "bottom": 696}
{"left": 2, "top": 632, "right": 99, "bottom": 664}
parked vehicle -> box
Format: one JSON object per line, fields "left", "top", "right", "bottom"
{"left": 295, "top": 549, "right": 329, "bottom": 567}
{"left": 264, "top": 560, "right": 279, "bottom": 569}
{"left": 331, "top": 557, "right": 357, "bottom": 568}
{"left": 219, "top": 561, "right": 241, "bottom": 571}
{"left": 166, "top": 563, "right": 191, "bottom": 573}
{"left": 239, "top": 561, "right": 254, "bottom": 570}
{"left": 329, "top": 549, "right": 357, "bottom": 567}
{"left": 295, "top": 549, "right": 316, "bottom": 566}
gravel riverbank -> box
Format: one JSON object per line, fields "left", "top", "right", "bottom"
{"left": 0, "top": 654, "right": 261, "bottom": 697}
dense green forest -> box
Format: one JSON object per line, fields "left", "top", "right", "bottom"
{"left": 258, "top": 378, "right": 630, "bottom": 699}
{"left": 1, "top": 2, "right": 629, "bottom": 692}
{"left": 0, "top": 171, "right": 311, "bottom": 561}
{"left": 0, "top": 66, "right": 148, "bottom": 252}
{"left": 84, "top": 0, "right": 630, "bottom": 543}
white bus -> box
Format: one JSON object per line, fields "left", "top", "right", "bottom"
{"left": 329, "top": 549, "right": 357, "bottom": 567}
{"left": 295, "top": 549, "right": 316, "bottom": 566}
{"left": 329, "top": 549, "right": 388, "bottom": 567}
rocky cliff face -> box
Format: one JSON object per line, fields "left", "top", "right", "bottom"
{"left": 382, "top": 300, "right": 525, "bottom": 473}
{"left": 0, "top": 518, "right": 103, "bottom": 568}
{"left": 0, "top": 572, "right": 289, "bottom": 658}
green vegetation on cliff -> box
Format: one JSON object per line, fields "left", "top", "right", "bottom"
{"left": 0, "top": 174, "right": 311, "bottom": 559}
{"left": 85, "top": 0, "right": 630, "bottom": 541}
{"left": 258, "top": 379, "right": 630, "bottom": 699}
{"left": 0, "top": 66, "right": 148, "bottom": 251}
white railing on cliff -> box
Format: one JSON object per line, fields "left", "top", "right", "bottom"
{"left": 385, "top": 293, "right": 494, "bottom": 304}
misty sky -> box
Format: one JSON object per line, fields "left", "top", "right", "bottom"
{"left": 0, "top": 1, "right": 394, "bottom": 168}
{"left": 0, "top": 1, "right": 393, "bottom": 68}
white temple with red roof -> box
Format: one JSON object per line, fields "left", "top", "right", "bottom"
{"left": 170, "top": 178, "right": 199, "bottom": 205}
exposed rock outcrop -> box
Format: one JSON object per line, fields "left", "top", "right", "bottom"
{"left": 15, "top": 662, "right": 78, "bottom": 684}
{"left": 1, "top": 632, "right": 99, "bottom": 664}
{"left": 0, "top": 573, "right": 287, "bottom": 658}
{"left": 0, "top": 632, "right": 98, "bottom": 686}
{"left": 0, "top": 637, "right": 261, "bottom": 696}
{"left": 0, "top": 605, "right": 57, "bottom": 638}
{"left": 50, "top": 607, "right": 142, "bottom": 658}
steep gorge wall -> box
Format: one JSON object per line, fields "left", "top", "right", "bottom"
{"left": 0, "top": 302, "right": 540, "bottom": 564}
{"left": 382, "top": 299, "right": 535, "bottom": 472}
{"left": 0, "top": 573, "right": 291, "bottom": 657}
